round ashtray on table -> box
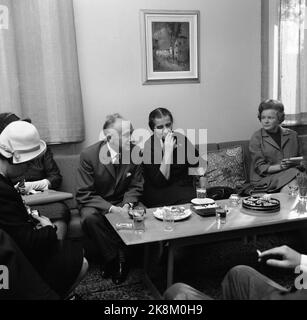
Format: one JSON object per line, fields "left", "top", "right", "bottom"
{"left": 241, "top": 195, "right": 280, "bottom": 216}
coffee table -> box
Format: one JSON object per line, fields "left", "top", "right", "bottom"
{"left": 106, "top": 193, "right": 307, "bottom": 296}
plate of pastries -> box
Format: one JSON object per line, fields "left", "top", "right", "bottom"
{"left": 242, "top": 195, "right": 280, "bottom": 212}
{"left": 153, "top": 206, "right": 192, "bottom": 221}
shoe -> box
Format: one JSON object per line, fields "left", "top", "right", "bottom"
{"left": 111, "top": 251, "right": 129, "bottom": 285}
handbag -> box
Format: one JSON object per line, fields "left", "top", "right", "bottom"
{"left": 206, "top": 186, "right": 235, "bottom": 200}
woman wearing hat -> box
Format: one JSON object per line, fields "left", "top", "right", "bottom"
{"left": 0, "top": 112, "right": 69, "bottom": 240}
{"left": 0, "top": 121, "right": 88, "bottom": 298}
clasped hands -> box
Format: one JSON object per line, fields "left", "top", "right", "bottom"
{"left": 15, "top": 179, "right": 50, "bottom": 195}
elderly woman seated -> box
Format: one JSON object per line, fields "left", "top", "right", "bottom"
{"left": 249, "top": 99, "right": 302, "bottom": 194}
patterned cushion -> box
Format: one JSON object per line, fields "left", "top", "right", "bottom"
{"left": 206, "top": 146, "right": 246, "bottom": 189}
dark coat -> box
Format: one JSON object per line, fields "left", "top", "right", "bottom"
{"left": 142, "top": 133, "right": 199, "bottom": 207}
{"left": 0, "top": 174, "right": 57, "bottom": 261}
{"left": 0, "top": 229, "right": 59, "bottom": 300}
{"left": 0, "top": 174, "right": 83, "bottom": 296}
{"left": 249, "top": 127, "right": 301, "bottom": 191}
{"left": 76, "top": 140, "right": 144, "bottom": 212}
{"left": 7, "top": 147, "right": 62, "bottom": 189}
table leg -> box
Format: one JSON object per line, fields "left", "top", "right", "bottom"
{"left": 144, "top": 243, "right": 149, "bottom": 272}
{"left": 143, "top": 244, "right": 163, "bottom": 299}
{"left": 167, "top": 242, "right": 175, "bottom": 288}
{"left": 243, "top": 236, "right": 248, "bottom": 244}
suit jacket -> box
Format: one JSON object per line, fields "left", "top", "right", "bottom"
{"left": 0, "top": 174, "right": 58, "bottom": 261}
{"left": 76, "top": 140, "right": 144, "bottom": 212}
{"left": 249, "top": 127, "right": 301, "bottom": 190}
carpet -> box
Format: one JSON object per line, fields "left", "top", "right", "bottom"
{"left": 74, "top": 231, "right": 304, "bottom": 300}
{"left": 74, "top": 265, "right": 154, "bottom": 300}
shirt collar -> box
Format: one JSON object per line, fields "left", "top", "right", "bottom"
{"left": 261, "top": 126, "right": 290, "bottom": 137}
{"left": 107, "top": 143, "right": 119, "bottom": 164}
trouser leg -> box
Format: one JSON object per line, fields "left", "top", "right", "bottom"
{"left": 81, "top": 207, "right": 123, "bottom": 263}
{"left": 164, "top": 283, "right": 213, "bottom": 300}
{"left": 221, "top": 265, "right": 288, "bottom": 300}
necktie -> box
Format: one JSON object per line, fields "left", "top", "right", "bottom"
{"left": 113, "top": 154, "right": 121, "bottom": 176}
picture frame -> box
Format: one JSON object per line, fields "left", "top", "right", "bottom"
{"left": 140, "top": 10, "right": 200, "bottom": 85}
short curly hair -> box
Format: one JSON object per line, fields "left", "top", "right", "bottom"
{"left": 257, "top": 99, "right": 285, "bottom": 123}
{"left": 148, "top": 107, "right": 173, "bottom": 131}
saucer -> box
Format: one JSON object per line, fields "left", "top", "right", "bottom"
{"left": 191, "top": 198, "right": 215, "bottom": 205}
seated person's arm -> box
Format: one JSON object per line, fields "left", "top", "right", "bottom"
{"left": 159, "top": 133, "right": 175, "bottom": 180}
{"left": 9, "top": 220, "right": 58, "bottom": 254}
{"left": 76, "top": 152, "right": 113, "bottom": 212}
{"left": 249, "top": 134, "right": 283, "bottom": 176}
{"left": 41, "top": 147, "right": 62, "bottom": 190}
{"left": 142, "top": 140, "right": 170, "bottom": 187}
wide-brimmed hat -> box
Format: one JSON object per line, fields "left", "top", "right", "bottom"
{"left": 0, "top": 112, "right": 31, "bottom": 134}
{"left": 0, "top": 121, "right": 46, "bottom": 164}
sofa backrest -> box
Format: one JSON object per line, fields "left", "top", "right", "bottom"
{"left": 53, "top": 154, "right": 80, "bottom": 209}
{"left": 53, "top": 136, "right": 307, "bottom": 207}
{"left": 54, "top": 141, "right": 250, "bottom": 207}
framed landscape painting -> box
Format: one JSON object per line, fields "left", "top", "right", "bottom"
{"left": 140, "top": 10, "right": 200, "bottom": 84}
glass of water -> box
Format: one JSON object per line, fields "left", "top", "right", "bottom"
{"left": 196, "top": 176, "right": 207, "bottom": 198}
{"left": 163, "top": 207, "right": 175, "bottom": 232}
{"left": 132, "top": 207, "right": 146, "bottom": 233}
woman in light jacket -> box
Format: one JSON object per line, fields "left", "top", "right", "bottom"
{"left": 249, "top": 99, "right": 302, "bottom": 193}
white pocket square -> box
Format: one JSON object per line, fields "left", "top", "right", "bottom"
{"left": 126, "top": 172, "right": 132, "bottom": 178}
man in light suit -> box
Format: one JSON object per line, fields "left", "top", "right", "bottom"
{"left": 76, "top": 114, "right": 144, "bottom": 284}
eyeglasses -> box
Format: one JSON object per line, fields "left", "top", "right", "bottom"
{"left": 155, "top": 122, "right": 172, "bottom": 130}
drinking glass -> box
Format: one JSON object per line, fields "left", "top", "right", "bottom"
{"left": 288, "top": 184, "right": 298, "bottom": 197}
{"left": 297, "top": 172, "right": 307, "bottom": 199}
{"left": 163, "top": 207, "right": 174, "bottom": 232}
{"left": 196, "top": 176, "right": 207, "bottom": 199}
{"left": 296, "top": 172, "right": 307, "bottom": 214}
{"left": 131, "top": 207, "right": 146, "bottom": 233}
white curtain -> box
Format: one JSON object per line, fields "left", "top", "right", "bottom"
{"left": 0, "top": 0, "right": 84, "bottom": 143}
{"left": 279, "top": 0, "right": 307, "bottom": 124}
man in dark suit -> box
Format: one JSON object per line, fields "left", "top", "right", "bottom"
{"left": 76, "top": 114, "right": 144, "bottom": 284}
{"left": 164, "top": 245, "right": 307, "bottom": 300}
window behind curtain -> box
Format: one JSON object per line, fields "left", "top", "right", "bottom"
{"left": 0, "top": 0, "right": 84, "bottom": 144}
{"left": 262, "top": 0, "right": 307, "bottom": 126}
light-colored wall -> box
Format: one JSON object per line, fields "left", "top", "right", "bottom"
{"left": 73, "top": 0, "right": 261, "bottom": 148}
